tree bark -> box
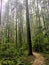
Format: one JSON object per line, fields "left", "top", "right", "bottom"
{"left": 26, "top": 0, "right": 32, "bottom": 55}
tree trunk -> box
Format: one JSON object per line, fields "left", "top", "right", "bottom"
{"left": 16, "top": 12, "right": 17, "bottom": 47}
{"left": 26, "top": 0, "right": 32, "bottom": 55}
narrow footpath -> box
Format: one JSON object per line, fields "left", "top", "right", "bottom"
{"left": 32, "top": 52, "right": 45, "bottom": 65}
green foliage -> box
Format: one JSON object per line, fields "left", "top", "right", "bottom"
{"left": 0, "top": 42, "right": 32, "bottom": 65}
{"left": 0, "top": 59, "right": 16, "bottom": 65}
{"left": 33, "top": 26, "right": 49, "bottom": 52}
{"left": 42, "top": 53, "right": 49, "bottom": 65}
{"left": 33, "top": 32, "right": 49, "bottom": 52}
{"left": 33, "top": 33, "right": 44, "bottom": 52}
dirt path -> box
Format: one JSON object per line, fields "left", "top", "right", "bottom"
{"left": 32, "top": 52, "right": 45, "bottom": 65}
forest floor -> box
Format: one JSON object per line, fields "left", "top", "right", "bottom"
{"left": 23, "top": 52, "right": 49, "bottom": 65}
{"left": 32, "top": 52, "right": 46, "bottom": 65}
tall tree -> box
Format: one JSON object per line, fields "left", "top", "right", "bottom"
{"left": 26, "top": 0, "right": 32, "bottom": 55}
{"left": 4, "top": 1, "right": 10, "bottom": 42}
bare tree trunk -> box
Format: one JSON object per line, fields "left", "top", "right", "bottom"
{"left": 16, "top": 11, "right": 17, "bottom": 47}
{"left": 26, "top": 0, "right": 32, "bottom": 55}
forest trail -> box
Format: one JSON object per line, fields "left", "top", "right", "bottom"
{"left": 32, "top": 52, "right": 45, "bottom": 65}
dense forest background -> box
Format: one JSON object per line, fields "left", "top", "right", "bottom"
{"left": 0, "top": 0, "right": 49, "bottom": 65}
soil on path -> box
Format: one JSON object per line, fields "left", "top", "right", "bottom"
{"left": 32, "top": 52, "right": 45, "bottom": 65}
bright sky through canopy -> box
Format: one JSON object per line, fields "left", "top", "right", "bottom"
{"left": 0, "top": 0, "right": 2, "bottom": 10}
{"left": 2, "top": 0, "right": 8, "bottom": 12}
{"left": 3, "top": 0, "right": 8, "bottom": 5}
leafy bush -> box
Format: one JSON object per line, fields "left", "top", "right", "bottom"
{"left": 33, "top": 30, "right": 49, "bottom": 52}
{"left": 33, "top": 32, "right": 44, "bottom": 52}
{"left": 33, "top": 43, "right": 43, "bottom": 52}
{"left": 0, "top": 59, "right": 15, "bottom": 65}
{"left": 0, "top": 42, "right": 31, "bottom": 65}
